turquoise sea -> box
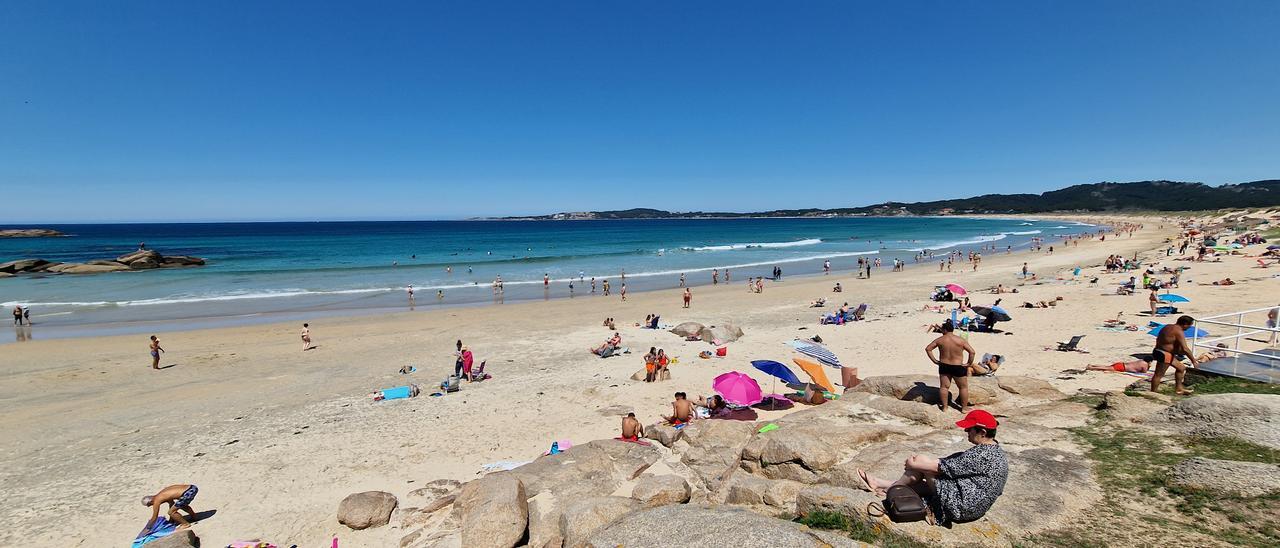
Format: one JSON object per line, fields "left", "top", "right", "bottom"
{"left": 0, "top": 217, "right": 1095, "bottom": 341}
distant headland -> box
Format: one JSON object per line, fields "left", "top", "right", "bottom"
{"left": 494, "top": 179, "right": 1279, "bottom": 220}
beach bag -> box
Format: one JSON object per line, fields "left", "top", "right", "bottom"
{"left": 868, "top": 485, "right": 932, "bottom": 524}
{"left": 441, "top": 375, "right": 460, "bottom": 393}
{"left": 716, "top": 347, "right": 727, "bottom": 357}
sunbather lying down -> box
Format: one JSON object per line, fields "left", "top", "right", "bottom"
{"left": 1195, "top": 343, "right": 1229, "bottom": 363}
{"left": 1086, "top": 359, "right": 1150, "bottom": 373}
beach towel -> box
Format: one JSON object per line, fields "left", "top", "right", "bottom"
{"left": 381, "top": 386, "right": 413, "bottom": 400}
{"left": 133, "top": 518, "right": 177, "bottom": 548}
{"left": 480, "top": 460, "right": 531, "bottom": 474}
{"left": 757, "top": 423, "right": 780, "bottom": 434}
{"left": 789, "top": 340, "right": 842, "bottom": 368}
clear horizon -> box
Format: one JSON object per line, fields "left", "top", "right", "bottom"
{"left": 3, "top": 1, "right": 1278, "bottom": 223}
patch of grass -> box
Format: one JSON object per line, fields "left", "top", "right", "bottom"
{"left": 1184, "top": 435, "right": 1280, "bottom": 464}
{"left": 1067, "top": 394, "right": 1104, "bottom": 409}
{"left": 795, "top": 511, "right": 931, "bottom": 548}
{"left": 1184, "top": 373, "right": 1280, "bottom": 395}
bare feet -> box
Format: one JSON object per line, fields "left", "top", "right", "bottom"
{"left": 1176, "top": 388, "right": 1194, "bottom": 395}
{"left": 858, "top": 468, "right": 886, "bottom": 496}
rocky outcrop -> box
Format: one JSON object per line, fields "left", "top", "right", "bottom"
{"left": 0, "top": 228, "right": 63, "bottom": 238}
{"left": 147, "top": 528, "right": 198, "bottom": 547}
{"left": 676, "top": 419, "right": 757, "bottom": 490}
{"left": 337, "top": 491, "right": 398, "bottom": 530}
{"left": 631, "top": 475, "right": 691, "bottom": 507}
{"left": 1149, "top": 393, "right": 1280, "bottom": 449}
{"left": 1169, "top": 457, "right": 1280, "bottom": 497}
{"left": 698, "top": 323, "right": 744, "bottom": 343}
{"left": 0, "top": 248, "right": 205, "bottom": 278}
{"left": 559, "top": 496, "right": 640, "bottom": 547}
{"left": 455, "top": 474, "right": 527, "bottom": 548}
{"left": 643, "top": 423, "right": 682, "bottom": 447}
{"left": 670, "top": 322, "right": 704, "bottom": 338}
{"left": 853, "top": 374, "right": 1005, "bottom": 405}
{"left": 587, "top": 504, "right": 862, "bottom": 547}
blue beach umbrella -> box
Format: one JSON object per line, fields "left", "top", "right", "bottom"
{"left": 1147, "top": 324, "right": 1209, "bottom": 338}
{"left": 1160, "top": 294, "right": 1190, "bottom": 303}
{"left": 751, "top": 360, "right": 803, "bottom": 385}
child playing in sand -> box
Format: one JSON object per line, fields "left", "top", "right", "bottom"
{"left": 141, "top": 484, "right": 199, "bottom": 531}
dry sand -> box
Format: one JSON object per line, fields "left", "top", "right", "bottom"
{"left": 1, "top": 214, "right": 1276, "bottom": 547}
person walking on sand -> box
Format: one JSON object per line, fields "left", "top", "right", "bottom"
{"left": 679, "top": 273, "right": 685, "bottom": 287}
{"left": 301, "top": 323, "right": 313, "bottom": 350}
{"left": 683, "top": 287, "right": 692, "bottom": 308}
{"left": 925, "top": 320, "right": 975, "bottom": 412}
{"left": 141, "top": 484, "right": 200, "bottom": 531}
{"left": 1267, "top": 305, "right": 1278, "bottom": 346}
{"left": 824, "top": 259, "right": 830, "bottom": 274}
{"left": 149, "top": 335, "right": 164, "bottom": 369}
{"left": 1151, "top": 316, "right": 1199, "bottom": 395}
{"left": 620, "top": 283, "right": 627, "bottom": 301}
{"left": 1021, "top": 263, "right": 1028, "bottom": 278}
{"left": 712, "top": 269, "right": 719, "bottom": 284}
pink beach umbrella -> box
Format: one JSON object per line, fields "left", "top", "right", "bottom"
{"left": 944, "top": 283, "right": 967, "bottom": 296}
{"left": 712, "top": 371, "right": 764, "bottom": 406}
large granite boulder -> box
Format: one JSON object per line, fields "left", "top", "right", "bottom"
{"left": 146, "top": 528, "right": 198, "bottom": 548}
{"left": 670, "top": 322, "right": 704, "bottom": 338}
{"left": 1149, "top": 393, "right": 1280, "bottom": 449}
{"left": 559, "top": 496, "right": 640, "bottom": 548}
{"left": 45, "top": 262, "right": 130, "bottom": 274}
{"left": 1169, "top": 457, "right": 1280, "bottom": 497}
{"left": 526, "top": 491, "right": 563, "bottom": 548}
{"left": 337, "top": 491, "right": 398, "bottom": 530}
{"left": 116, "top": 249, "right": 163, "bottom": 265}
{"left": 162, "top": 255, "right": 206, "bottom": 266}
{"left": 506, "top": 439, "right": 661, "bottom": 501}
{"left": 796, "top": 485, "right": 875, "bottom": 518}
{"left": 631, "top": 475, "right": 691, "bottom": 507}
{"left": 587, "top": 504, "right": 863, "bottom": 547}
{"left": 698, "top": 323, "right": 744, "bottom": 343}
{"left": 643, "top": 423, "right": 682, "bottom": 447}
{"left": 0, "top": 259, "right": 52, "bottom": 273}
{"left": 677, "top": 420, "right": 758, "bottom": 490}
{"left": 405, "top": 479, "right": 462, "bottom": 514}
{"left": 455, "top": 474, "right": 527, "bottom": 548}
{"left": 840, "top": 392, "right": 951, "bottom": 427}
{"left": 854, "top": 375, "right": 1003, "bottom": 405}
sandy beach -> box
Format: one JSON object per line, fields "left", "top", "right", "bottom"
{"left": 2, "top": 214, "right": 1277, "bottom": 547}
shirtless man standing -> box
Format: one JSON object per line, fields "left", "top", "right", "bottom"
{"left": 149, "top": 335, "right": 164, "bottom": 369}
{"left": 925, "top": 320, "right": 976, "bottom": 412}
{"left": 1152, "top": 315, "right": 1198, "bottom": 395}
{"left": 663, "top": 392, "right": 694, "bottom": 424}
{"left": 141, "top": 484, "right": 199, "bottom": 531}
{"left": 621, "top": 413, "right": 644, "bottom": 441}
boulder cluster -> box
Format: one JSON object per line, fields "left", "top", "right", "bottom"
{"left": 332, "top": 378, "right": 1279, "bottom": 547}
{"left": 0, "top": 249, "right": 205, "bottom": 277}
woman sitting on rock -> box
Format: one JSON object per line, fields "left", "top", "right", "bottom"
{"left": 858, "top": 410, "right": 1008, "bottom": 527}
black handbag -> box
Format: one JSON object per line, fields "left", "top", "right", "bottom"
{"left": 868, "top": 485, "right": 933, "bottom": 524}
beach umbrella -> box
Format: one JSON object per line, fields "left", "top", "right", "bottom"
{"left": 1147, "top": 324, "right": 1210, "bottom": 338}
{"left": 712, "top": 371, "right": 763, "bottom": 406}
{"left": 789, "top": 340, "right": 843, "bottom": 367}
{"left": 792, "top": 357, "right": 837, "bottom": 393}
{"left": 1160, "top": 293, "right": 1190, "bottom": 303}
{"left": 751, "top": 360, "right": 803, "bottom": 385}
{"left": 972, "top": 306, "right": 1012, "bottom": 322}
{"left": 944, "top": 283, "right": 967, "bottom": 296}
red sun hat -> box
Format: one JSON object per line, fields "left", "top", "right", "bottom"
{"left": 955, "top": 409, "right": 999, "bottom": 430}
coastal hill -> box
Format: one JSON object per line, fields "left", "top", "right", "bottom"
{"left": 500, "top": 179, "right": 1279, "bottom": 219}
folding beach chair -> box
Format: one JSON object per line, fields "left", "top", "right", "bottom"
{"left": 1056, "top": 335, "right": 1085, "bottom": 352}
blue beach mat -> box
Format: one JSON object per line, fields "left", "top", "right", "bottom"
{"left": 382, "top": 386, "right": 413, "bottom": 400}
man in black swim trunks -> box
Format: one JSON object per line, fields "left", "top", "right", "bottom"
{"left": 926, "top": 320, "right": 976, "bottom": 413}
{"left": 142, "top": 483, "right": 199, "bottom": 531}
{"left": 1152, "top": 315, "right": 1199, "bottom": 395}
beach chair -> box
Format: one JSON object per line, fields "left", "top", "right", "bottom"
{"left": 852, "top": 303, "right": 868, "bottom": 321}
{"left": 1056, "top": 335, "right": 1085, "bottom": 352}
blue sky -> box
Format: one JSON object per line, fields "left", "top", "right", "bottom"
{"left": 2, "top": 1, "right": 1277, "bottom": 222}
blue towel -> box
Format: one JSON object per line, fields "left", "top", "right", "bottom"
{"left": 382, "top": 386, "right": 412, "bottom": 400}
{"left": 133, "top": 518, "right": 177, "bottom": 548}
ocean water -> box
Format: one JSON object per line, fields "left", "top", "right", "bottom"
{"left": 0, "top": 217, "right": 1094, "bottom": 340}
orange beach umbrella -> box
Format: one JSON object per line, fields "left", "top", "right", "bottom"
{"left": 792, "top": 357, "right": 836, "bottom": 393}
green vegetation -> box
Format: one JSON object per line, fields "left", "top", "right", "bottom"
{"left": 1023, "top": 378, "right": 1280, "bottom": 547}
{"left": 508, "top": 180, "right": 1280, "bottom": 219}
{"left": 794, "top": 511, "right": 931, "bottom": 548}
